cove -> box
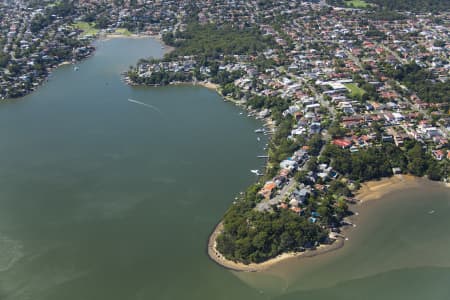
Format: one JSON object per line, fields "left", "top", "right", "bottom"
{"left": 0, "top": 37, "right": 269, "bottom": 300}
{"left": 0, "top": 37, "right": 449, "bottom": 300}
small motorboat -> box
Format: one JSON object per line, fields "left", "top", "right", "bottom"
{"left": 250, "top": 169, "right": 263, "bottom": 176}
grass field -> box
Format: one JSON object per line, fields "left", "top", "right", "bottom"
{"left": 72, "top": 22, "right": 99, "bottom": 36}
{"left": 345, "top": 0, "right": 369, "bottom": 8}
{"left": 344, "top": 83, "right": 366, "bottom": 97}
{"left": 114, "top": 28, "right": 133, "bottom": 36}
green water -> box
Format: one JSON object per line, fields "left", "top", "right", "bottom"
{"left": 0, "top": 38, "right": 449, "bottom": 300}
{"left": 238, "top": 180, "right": 450, "bottom": 299}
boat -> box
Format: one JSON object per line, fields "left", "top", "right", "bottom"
{"left": 74, "top": 66, "right": 79, "bottom": 71}
{"left": 254, "top": 128, "right": 264, "bottom": 133}
{"left": 257, "top": 137, "right": 261, "bottom": 141}
{"left": 250, "top": 169, "right": 263, "bottom": 176}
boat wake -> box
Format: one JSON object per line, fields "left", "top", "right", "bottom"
{"left": 127, "top": 99, "right": 162, "bottom": 115}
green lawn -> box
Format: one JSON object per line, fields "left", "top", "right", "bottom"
{"left": 345, "top": 0, "right": 369, "bottom": 8}
{"left": 72, "top": 22, "right": 99, "bottom": 36}
{"left": 114, "top": 28, "right": 133, "bottom": 36}
{"left": 344, "top": 83, "right": 366, "bottom": 97}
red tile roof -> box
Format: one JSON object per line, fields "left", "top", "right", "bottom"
{"left": 332, "top": 139, "right": 352, "bottom": 148}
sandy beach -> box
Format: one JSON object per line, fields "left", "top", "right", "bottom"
{"left": 58, "top": 61, "right": 72, "bottom": 67}
{"left": 195, "top": 81, "right": 220, "bottom": 90}
{"left": 102, "top": 33, "right": 175, "bottom": 54}
{"left": 165, "top": 81, "right": 220, "bottom": 91}
{"left": 355, "top": 174, "right": 422, "bottom": 202}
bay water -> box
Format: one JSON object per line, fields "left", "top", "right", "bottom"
{"left": 0, "top": 37, "right": 448, "bottom": 300}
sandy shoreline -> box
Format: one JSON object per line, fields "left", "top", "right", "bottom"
{"left": 195, "top": 81, "right": 220, "bottom": 90}
{"left": 354, "top": 174, "right": 422, "bottom": 202}
{"left": 207, "top": 174, "right": 448, "bottom": 272}
{"left": 207, "top": 222, "right": 344, "bottom": 272}
{"left": 58, "top": 61, "right": 72, "bottom": 67}
{"left": 101, "top": 33, "right": 175, "bottom": 55}
{"left": 166, "top": 81, "right": 220, "bottom": 91}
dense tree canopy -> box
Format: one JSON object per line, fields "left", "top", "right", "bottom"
{"left": 322, "top": 140, "right": 443, "bottom": 181}
{"left": 163, "top": 24, "right": 276, "bottom": 59}
{"left": 379, "top": 62, "right": 449, "bottom": 103}
{"left": 0, "top": 52, "right": 9, "bottom": 68}
{"left": 216, "top": 183, "right": 328, "bottom": 264}
{"left": 327, "top": 0, "right": 450, "bottom": 12}
{"left": 368, "top": 0, "right": 450, "bottom": 12}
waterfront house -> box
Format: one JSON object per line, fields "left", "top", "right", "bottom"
{"left": 259, "top": 181, "right": 277, "bottom": 200}
{"left": 280, "top": 159, "right": 298, "bottom": 170}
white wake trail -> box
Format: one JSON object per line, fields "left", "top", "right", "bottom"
{"left": 127, "top": 99, "right": 162, "bottom": 114}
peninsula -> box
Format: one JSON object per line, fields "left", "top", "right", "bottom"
{"left": 124, "top": 1, "right": 449, "bottom": 269}
{"left": 1, "top": 0, "right": 449, "bottom": 270}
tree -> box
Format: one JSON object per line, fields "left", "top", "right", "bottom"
{"left": 0, "top": 52, "right": 9, "bottom": 68}
{"left": 407, "top": 143, "right": 427, "bottom": 176}
{"left": 95, "top": 16, "right": 109, "bottom": 29}
{"left": 427, "top": 160, "right": 442, "bottom": 181}
{"left": 307, "top": 157, "right": 318, "bottom": 172}
{"left": 328, "top": 121, "right": 346, "bottom": 138}
{"left": 307, "top": 134, "right": 324, "bottom": 156}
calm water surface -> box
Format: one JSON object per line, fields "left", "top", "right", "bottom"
{"left": 238, "top": 180, "right": 450, "bottom": 300}
{"left": 0, "top": 38, "right": 449, "bottom": 300}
